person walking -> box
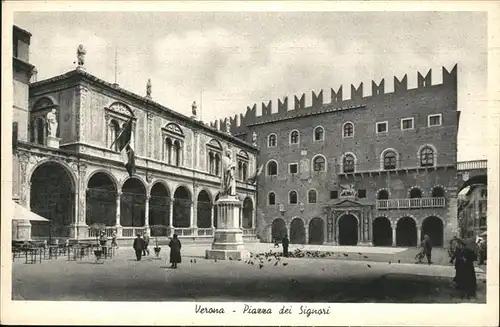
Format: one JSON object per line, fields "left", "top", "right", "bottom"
{"left": 422, "top": 234, "right": 433, "bottom": 265}
{"left": 142, "top": 232, "right": 150, "bottom": 256}
{"left": 282, "top": 234, "right": 290, "bottom": 257}
{"left": 133, "top": 233, "right": 146, "bottom": 261}
{"left": 168, "top": 234, "right": 182, "bottom": 269}
{"left": 99, "top": 231, "right": 108, "bottom": 257}
{"left": 111, "top": 229, "right": 118, "bottom": 249}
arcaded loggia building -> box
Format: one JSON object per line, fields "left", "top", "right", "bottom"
{"left": 12, "top": 25, "right": 258, "bottom": 242}
{"left": 215, "top": 65, "right": 460, "bottom": 247}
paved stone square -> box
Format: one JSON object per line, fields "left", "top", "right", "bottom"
{"left": 12, "top": 243, "right": 486, "bottom": 303}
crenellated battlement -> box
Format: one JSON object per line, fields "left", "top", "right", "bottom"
{"left": 210, "top": 65, "right": 457, "bottom": 134}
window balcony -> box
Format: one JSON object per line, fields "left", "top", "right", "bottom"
{"left": 376, "top": 197, "right": 446, "bottom": 210}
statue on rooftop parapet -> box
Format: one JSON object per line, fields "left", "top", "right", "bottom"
{"left": 146, "top": 79, "right": 152, "bottom": 98}
{"left": 77, "top": 45, "right": 86, "bottom": 66}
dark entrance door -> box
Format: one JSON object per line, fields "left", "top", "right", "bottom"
{"left": 338, "top": 214, "right": 358, "bottom": 245}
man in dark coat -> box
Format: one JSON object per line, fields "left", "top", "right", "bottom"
{"left": 448, "top": 235, "right": 459, "bottom": 264}
{"left": 422, "top": 234, "right": 433, "bottom": 265}
{"left": 454, "top": 238, "right": 477, "bottom": 298}
{"left": 282, "top": 234, "right": 290, "bottom": 257}
{"left": 142, "top": 232, "right": 150, "bottom": 256}
{"left": 133, "top": 233, "right": 146, "bottom": 261}
{"left": 169, "top": 234, "right": 182, "bottom": 269}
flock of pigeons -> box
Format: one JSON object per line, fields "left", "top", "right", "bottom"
{"left": 188, "top": 248, "right": 405, "bottom": 269}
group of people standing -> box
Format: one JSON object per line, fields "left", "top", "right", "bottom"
{"left": 132, "top": 232, "right": 182, "bottom": 269}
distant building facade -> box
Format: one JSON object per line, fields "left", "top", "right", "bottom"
{"left": 458, "top": 184, "right": 487, "bottom": 239}
{"left": 12, "top": 25, "right": 36, "bottom": 240}
{"left": 13, "top": 26, "right": 258, "bottom": 242}
{"left": 216, "top": 66, "right": 460, "bottom": 247}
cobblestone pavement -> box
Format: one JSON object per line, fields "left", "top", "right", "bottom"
{"left": 12, "top": 244, "right": 486, "bottom": 303}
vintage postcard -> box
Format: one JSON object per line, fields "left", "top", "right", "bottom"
{"left": 1, "top": 1, "right": 499, "bottom": 326}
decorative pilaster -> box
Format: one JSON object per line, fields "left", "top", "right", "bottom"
{"left": 191, "top": 193, "right": 198, "bottom": 236}
{"left": 147, "top": 112, "right": 154, "bottom": 158}
{"left": 71, "top": 162, "right": 88, "bottom": 239}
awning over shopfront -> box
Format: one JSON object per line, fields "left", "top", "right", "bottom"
{"left": 12, "top": 201, "right": 50, "bottom": 221}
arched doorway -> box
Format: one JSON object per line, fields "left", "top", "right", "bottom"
{"left": 271, "top": 218, "right": 287, "bottom": 242}
{"left": 86, "top": 172, "right": 117, "bottom": 227}
{"left": 149, "top": 182, "right": 170, "bottom": 236}
{"left": 422, "top": 216, "right": 444, "bottom": 246}
{"left": 173, "top": 186, "right": 191, "bottom": 227}
{"left": 121, "top": 178, "right": 147, "bottom": 227}
{"left": 308, "top": 217, "right": 325, "bottom": 245}
{"left": 30, "top": 162, "right": 75, "bottom": 238}
{"left": 372, "top": 217, "right": 392, "bottom": 246}
{"left": 197, "top": 190, "right": 212, "bottom": 228}
{"left": 242, "top": 197, "right": 253, "bottom": 229}
{"left": 289, "top": 218, "right": 305, "bottom": 244}
{"left": 396, "top": 217, "right": 417, "bottom": 246}
{"left": 338, "top": 214, "right": 358, "bottom": 245}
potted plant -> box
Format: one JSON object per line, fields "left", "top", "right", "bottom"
{"left": 150, "top": 224, "right": 166, "bottom": 258}
{"left": 89, "top": 223, "right": 105, "bottom": 260}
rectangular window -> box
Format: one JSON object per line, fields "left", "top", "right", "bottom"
{"left": 289, "top": 163, "right": 298, "bottom": 174}
{"left": 330, "top": 190, "right": 338, "bottom": 199}
{"left": 357, "top": 189, "right": 366, "bottom": 198}
{"left": 428, "top": 114, "right": 442, "bottom": 127}
{"left": 376, "top": 121, "right": 388, "bottom": 134}
{"left": 401, "top": 117, "right": 414, "bottom": 130}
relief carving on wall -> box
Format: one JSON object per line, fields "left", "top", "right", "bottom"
{"left": 78, "top": 162, "right": 88, "bottom": 223}
{"left": 147, "top": 112, "right": 154, "bottom": 158}
{"left": 108, "top": 102, "right": 134, "bottom": 117}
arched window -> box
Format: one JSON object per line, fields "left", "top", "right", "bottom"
{"left": 313, "top": 155, "right": 326, "bottom": 172}
{"left": 308, "top": 189, "right": 317, "bottom": 203}
{"left": 268, "top": 192, "right": 276, "bottom": 205}
{"left": 289, "top": 190, "right": 298, "bottom": 204}
{"left": 420, "top": 146, "right": 435, "bottom": 167}
{"left": 267, "top": 160, "right": 278, "bottom": 176}
{"left": 314, "top": 126, "right": 324, "bottom": 141}
{"left": 206, "top": 139, "right": 222, "bottom": 175}
{"left": 383, "top": 151, "right": 397, "bottom": 170}
{"left": 268, "top": 134, "right": 277, "bottom": 147}
{"left": 431, "top": 186, "right": 445, "bottom": 198}
{"left": 342, "top": 154, "right": 355, "bottom": 173}
{"left": 343, "top": 122, "right": 354, "bottom": 138}
{"left": 290, "top": 130, "right": 300, "bottom": 144}
{"left": 410, "top": 188, "right": 422, "bottom": 198}
{"left": 377, "top": 190, "right": 389, "bottom": 200}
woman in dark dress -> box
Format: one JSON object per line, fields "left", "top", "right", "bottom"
{"left": 169, "top": 234, "right": 182, "bottom": 269}
{"left": 454, "top": 238, "right": 477, "bottom": 298}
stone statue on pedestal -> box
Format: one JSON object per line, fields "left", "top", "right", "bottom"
{"left": 225, "top": 120, "right": 231, "bottom": 134}
{"left": 46, "top": 108, "right": 58, "bottom": 137}
{"left": 221, "top": 149, "right": 236, "bottom": 196}
{"left": 252, "top": 131, "right": 257, "bottom": 146}
{"left": 77, "top": 45, "right": 86, "bottom": 66}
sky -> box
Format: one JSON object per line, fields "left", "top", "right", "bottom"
{"left": 14, "top": 11, "right": 488, "bottom": 161}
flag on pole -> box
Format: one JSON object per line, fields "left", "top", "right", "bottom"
{"left": 111, "top": 119, "right": 136, "bottom": 177}
{"left": 246, "top": 164, "right": 264, "bottom": 185}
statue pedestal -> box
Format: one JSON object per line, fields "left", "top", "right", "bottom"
{"left": 205, "top": 195, "right": 249, "bottom": 261}
{"left": 47, "top": 135, "right": 61, "bottom": 149}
